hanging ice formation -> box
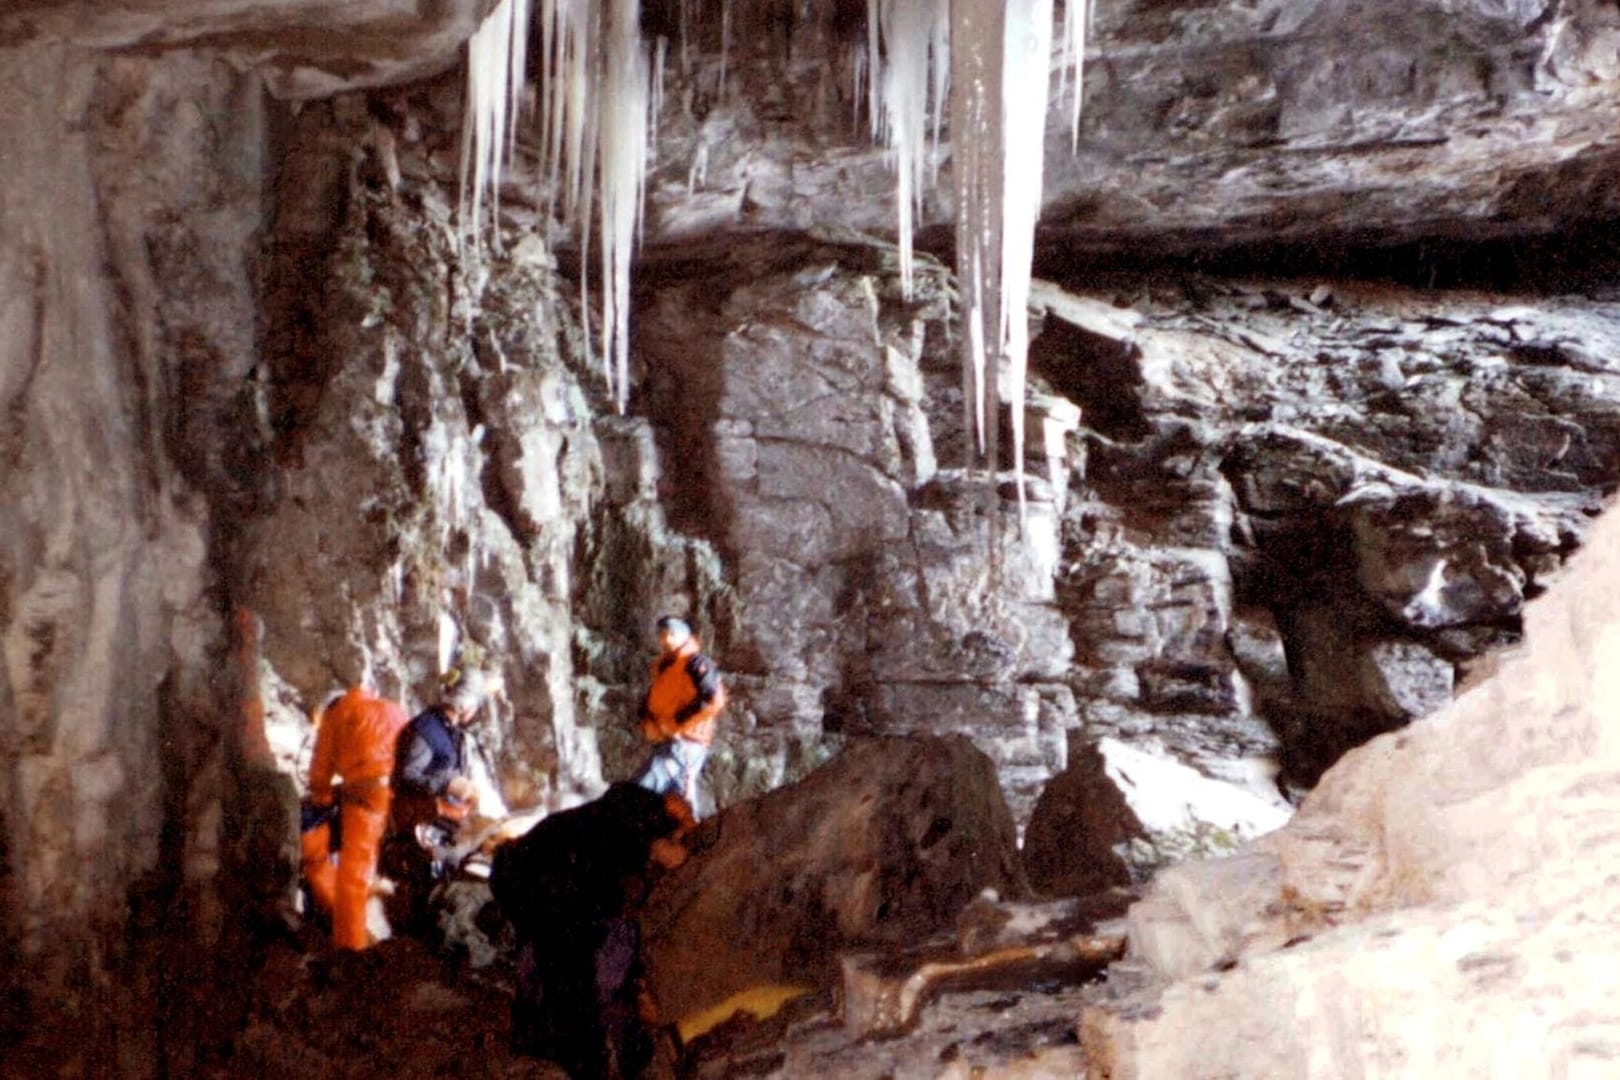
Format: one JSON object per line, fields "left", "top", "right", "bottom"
{"left": 864, "top": 0, "right": 1086, "bottom": 518}
{"left": 598, "top": 0, "right": 652, "bottom": 409}
{"left": 457, "top": 0, "right": 1091, "bottom": 450}
{"left": 458, "top": 0, "right": 529, "bottom": 249}
{"left": 461, "top": 0, "right": 653, "bottom": 411}
{"left": 1058, "top": 0, "right": 1090, "bottom": 149}
{"left": 866, "top": 0, "right": 951, "bottom": 298}
{"left": 994, "top": 0, "right": 1055, "bottom": 517}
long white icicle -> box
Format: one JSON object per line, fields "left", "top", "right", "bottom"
{"left": 599, "top": 0, "right": 651, "bottom": 410}
{"left": 466, "top": 0, "right": 652, "bottom": 411}
{"left": 951, "top": 0, "right": 1003, "bottom": 463}
{"left": 1059, "top": 0, "right": 1089, "bottom": 149}
{"left": 870, "top": 0, "right": 951, "bottom": 299}
{"left": 999, "top": 0, "right": 1055, "bottom": 518}
{"left": 459, "top": 0, "right": 528, "bottom": 247}
{"left": 950, "top": 0, "right": 1056, "bottom": 520}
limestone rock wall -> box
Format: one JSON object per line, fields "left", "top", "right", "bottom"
{"left": 0, "top": 45, "right": 266, "bottom": 1070}
{"left": 634, "top": 238, "right": 1081, "bottom": 821}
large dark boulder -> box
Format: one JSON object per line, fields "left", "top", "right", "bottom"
{"left": 638, "top": 734, "right": 1028, "bottom": 1025}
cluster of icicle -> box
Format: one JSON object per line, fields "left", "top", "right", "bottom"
{"left": 865, "top": 0, "right": 1087, "bottom": 512}
{"left": 458, "top": 0, "right": 1090, "bottom": 494}
{"left": 459, "top": 0, "right": 651, "bottom": 413}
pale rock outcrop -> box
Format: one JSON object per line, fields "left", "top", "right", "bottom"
{"left": 1082, "top": 498, "right": 1620, "bottom": 1078}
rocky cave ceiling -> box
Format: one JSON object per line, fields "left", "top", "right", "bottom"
{"left": 5, "top": 0, "right": 1620, "bottom": 1076}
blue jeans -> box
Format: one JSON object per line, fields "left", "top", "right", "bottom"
{"left": 633, "top": 738, "right": 708, "bottom": 809}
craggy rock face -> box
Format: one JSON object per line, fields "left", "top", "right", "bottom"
{"left": 7, "top": 0, "right": 1620, "bottom": 1073}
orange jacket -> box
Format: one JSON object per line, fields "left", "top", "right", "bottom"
{"left": 308, "top": 686, "right": 410, "bottom": 805}
{"left": 640, "top": 636, "right": 726, "bottom": 746}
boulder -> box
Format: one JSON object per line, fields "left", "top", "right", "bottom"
{"left": 639, "top": 735, "right": 1028, "bottom": 1024}
{"left": 1023, "top": 737, "right": 1292, "bottom": 897}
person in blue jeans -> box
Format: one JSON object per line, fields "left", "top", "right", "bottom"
{"left": 632, "top": 615, "right": 726, "bottom": 814}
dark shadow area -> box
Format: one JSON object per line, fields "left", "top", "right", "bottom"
{"left": 1030, "top": 220, "right": 1620, "bottom": 295}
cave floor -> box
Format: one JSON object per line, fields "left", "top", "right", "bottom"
{"left": 221, "top": 930, "right": 1099, "bottom": 1079}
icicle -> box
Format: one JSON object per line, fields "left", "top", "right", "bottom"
{"left": 688, "top": 141, "right": 709, "bottom": 194}
{"left": 1060, "top": 0, "right": 1089, "bottom": 149}
{"left": 851, "top": 40, "right": 869, "bottom": 130}
{"left": 948, "top": 0, "right": 1063, "bottom": 526}
{"left": 866, "top": 0, "right": 883, "bottom": 140}
{"left": 868, "top": 0, "right": 950, "bottom": 299}
{"left": 458, "top": 0, "right": 529, "bottom": 248}
{"left": 506, "top": 0, "right": 532, "bottom": 163}
{"left": 599, "top": 0, "right": 651, "bottom": 411}
{"left": 437, "top": 609, "right": 459, "bottom": 676}
{"left": 887, "top": 0, "right": 948, "bottom": 297}
{"left": 927, "top": 6, "right": 950, "bottom": 183}
{"left": 651, "top": 34, "right": 668, "bottom": 165}
{"left": 999, "top": 0, "right": 1054, "bottom": 520}
{"left": 951, "top": 0, "right": 1004, "bottom": 461}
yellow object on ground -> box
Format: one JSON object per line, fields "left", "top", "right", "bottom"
{"left": 676, "top": 984, "right": 813, "bottom": 1043}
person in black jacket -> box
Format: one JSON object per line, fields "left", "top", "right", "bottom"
{"left": 491, "top": 783, "right": 695, "bottom": 1079}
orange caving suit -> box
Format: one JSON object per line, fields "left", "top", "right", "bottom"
{"left": 301, "top": 686, "right": 410, "bottom": 949}
{"left": 639, "top": 635, "right": 726, "bottom": 747}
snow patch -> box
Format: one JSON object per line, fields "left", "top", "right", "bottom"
{"left": 1100, "top": 736, "right": 1293, "bottom": 847}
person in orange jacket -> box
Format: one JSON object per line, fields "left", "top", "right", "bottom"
{"left": 300, "top": 684, "right": 410, "bottom": 949}
{"left": 632, "top": 615, "right": 726, "bottom": 813}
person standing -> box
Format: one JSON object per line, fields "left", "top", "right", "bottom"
{"left": 633, "top": 615, "right": 726, "bottom": 812}
{"left": 301, "top": 684, "right": 410, "bottom": 950}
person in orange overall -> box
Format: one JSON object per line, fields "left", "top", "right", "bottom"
{"left": 632, "top": 615, "right": 726, "bottom": 814}
{"left": 300, "top": 684, "right": 410, "bottom": 949}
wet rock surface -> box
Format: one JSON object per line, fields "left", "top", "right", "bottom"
{"left": 8, "top": 0, "right": 1620, "bottom": 1073}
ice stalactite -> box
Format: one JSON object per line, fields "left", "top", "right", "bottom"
{"left": 852, "top": 38, "right": 870, "bottom": 129}
{"left": 950, "top": 0, "right": 1003, "bottom": 464}
{"left": 998, "top": 0, "right": 1054, "bottom": 518}
{"left": 505, "top": 0, "right": 533, "bottom": 164}
{"left": 868, "top": 0, "right": 951, "bottom": 298}
{"left": 459, "top": 0, "right": 528, "bottom": 249}
{"left": 1059, "top": 0, "right": 1090, "bottom": 149}
{"left": 599, "top": 0, "right": 652, "bottom": 410}
{"left": 651, "top": 34, "right": 669, "bottom": 166}
{"left": 866, "top": 0, "right": 883, "bottom": 140}
{"left": 458, "top": 0, "right": 1084, "bottom": 456}
{"left": 946, "top": 0, "right": 1058, "bottom": 520}
{"left": 462, "top": 0, "right": 652, "bottom": 411}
